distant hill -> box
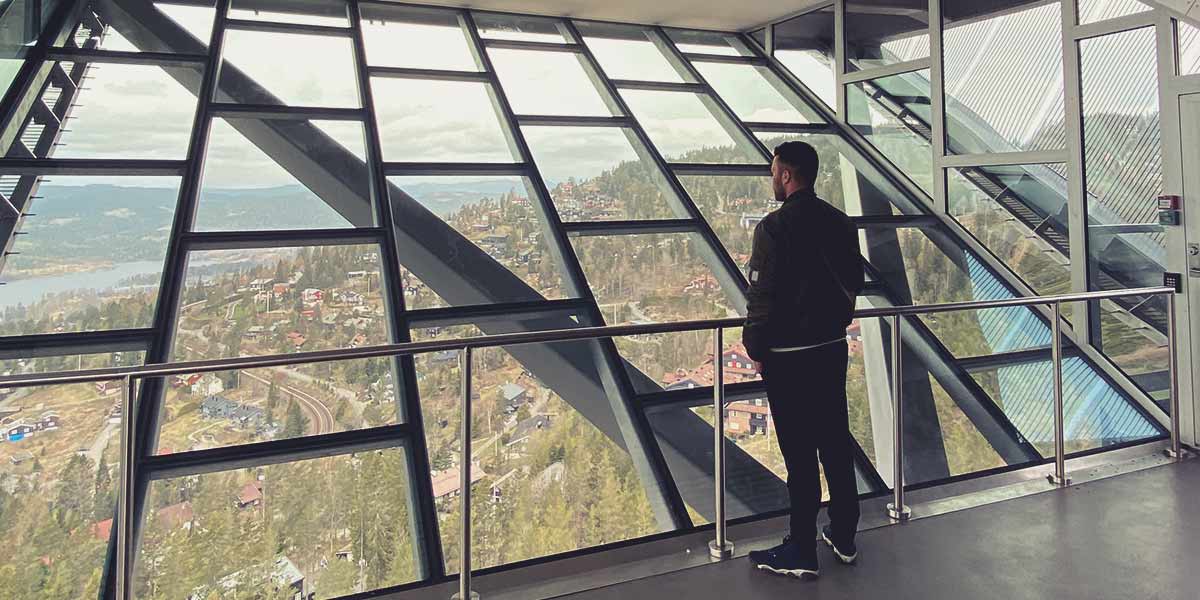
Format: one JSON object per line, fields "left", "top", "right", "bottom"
{"left": 19, "top": 179, "right": 526, "bottom": 264}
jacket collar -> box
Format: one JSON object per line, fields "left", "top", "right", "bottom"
{"left": 782, "top": 188, "right": 817, "bottom": 204}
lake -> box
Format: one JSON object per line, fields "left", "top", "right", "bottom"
{"left": 0, "top": 260, "right": 165, "bottom": 310}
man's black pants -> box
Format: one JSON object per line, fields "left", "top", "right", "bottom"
{"left": 762, "top": 340, "right": 860, "bottom": 545}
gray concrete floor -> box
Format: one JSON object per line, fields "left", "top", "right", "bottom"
{"left": 560, "top": 460, "right": 1200, "bottom": 600}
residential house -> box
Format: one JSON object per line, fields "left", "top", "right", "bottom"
{"left": 36, "top": 411, "right": 60, "bottom": 431}
{"left": 350, "top": 333, "right": 367, "bottom": 348}
{"left": 724, "top": 399, "right": 772, "bottom": 436}
{"left": 237, "top": 481, "right": 263, "bottom": 508}
{"left": 92, "top": 518, "right": 113, "bottom": 542}
{"left": 431, "top": 463, "right": 486, "bottom": 500}
{"left": 6, "top": 421, "right": 34, "bottom": 442}
{"left": 95, "top": 380, "right": 121, "bottom": 396}
{"left": 287, "top": 332, "right": 307, "bottom": 349}
{"left": 302, "top": 288, "right": 324, "bottom": 303}
{"left": 249, "top": 278, "right": 274, "bottom": 291}
{"left": 192, "top": 374, "right": 224, "bottom": 397}
{"left": 500, "top": 383, "right": 528, "bottom": 408}
{"left": 155, "top": 501, "right": 194, "bottom": 531}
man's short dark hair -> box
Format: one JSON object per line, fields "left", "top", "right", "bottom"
{"left": 774, "top": 141, "right": 819, "bottom": 188}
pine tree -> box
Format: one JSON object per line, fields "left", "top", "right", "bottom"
{"left": 93, "top": 456, "right": 114, "bottom": 521}
{"left": 283, "top": 399, "right": 309, "bottom": 437}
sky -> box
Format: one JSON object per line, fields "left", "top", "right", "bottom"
{"left": 40, "top": 2, "right": 829, "bottom": 189}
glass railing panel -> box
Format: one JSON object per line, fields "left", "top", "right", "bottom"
{"left": 135, "top": 447, "right": 420, "bottom": 598}
{"left": 411, "top": 324, "right": 664, "bottom": 572}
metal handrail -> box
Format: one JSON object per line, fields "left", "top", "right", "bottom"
{"left": 1, "top": 285, "right": 1182, "bottom": 600}
{"left": 0, "top": 286, "right": 1177, "bottom": 389}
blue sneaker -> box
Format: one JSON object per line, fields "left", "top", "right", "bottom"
{"left": 752, "top": 537, "right": 819, "bottom": 580}
{"left": 822, "top": 524, "right": 858, "bottom": 565}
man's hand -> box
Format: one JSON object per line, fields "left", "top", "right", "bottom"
{"left": 753, "top": 360, "right": 763, "bottom": 375}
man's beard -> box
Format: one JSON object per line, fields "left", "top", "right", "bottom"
{"left": 772, "top": 181, "right": 786, "bottom": 202}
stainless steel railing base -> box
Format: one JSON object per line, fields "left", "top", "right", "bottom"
{"left": 887, "top": 503, "right": 911, "bottom": 521}
{"left": 1046, "top": 474, "right": 1072, "bottom": 487}
{"left": 708, "top": 540, "right": 735, "bottom": 560}
{"left": 450, "top": 591, "right": 480, "bottom": 600}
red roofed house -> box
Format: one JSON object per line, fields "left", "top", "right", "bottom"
{"left": 431, "top": 463, "right": 486, "bottom": 501}
{"left": 92, "top": 518, "right": 113, "bottom": 542}
{"left": 286, "top": 332, "right": 307, "bottom": 349}
{"left": 237, "top": 482, "right": 263, "bottom": 509}
{"left": 724, "top": 399, "right": 773, "bottom": 436}
{"left": 156, "top": 501, "right": 194, "bottom": 531}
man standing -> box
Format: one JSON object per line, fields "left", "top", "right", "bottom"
{"left": 744, "top": 141, "right": 864, "bottom": 580}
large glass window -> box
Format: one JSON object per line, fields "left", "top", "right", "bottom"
{"left": 488, "top": 49, "right": 615, "bottom": 116}
{"left": 155, "top": 355, "right": 396, "bottom": 452}
{"left": 620, "top": 90, "right": 764, "bottom": 163}
{"left": 218, "top": 29, "right": 360, "bottom": 108}
{"left": 0, "top": 354, "right": 132, "bottom": 600}
{"left": 229, "top": 0, "right": 348, "bottom": 26}
{"left": 693, "top": 62, "right": 822, "bottom": 124}
{"left": 135, "top": 448, "right": 419, "bottom": 598}
{"left": 663, "top": 29, "right": 753, "bottom": 57}
{"left": 0, "top": 177, "right": 178, "bottom": 337}
{"left": 172, "top": 244, "right": 388, "bottom": 360}
{"left": 388, "top": 175, "right": 570, "bottom": 306}
{"left": 846, "top": 70, "right": 934, "bottom": 195}
{"left": 865, "top": 227, "right": 1051, "bottom": 357}
{"left": 12, "top": 61, "right": 197, "bottom": 159}
{"left": 1179, "top": 20, "right": 1200, "bottom": 76}
{"left": 474, "top": 13, "right": 569, "bottom": 42}
{"left": 196, "top": 118, "right": 369, "bottom": 230}
{"left": 371, "top": 77, "right": 517, "bottom": 163}
{"left": 948, "top": 165, "right": 1071, "bottom": 298}
{"left": 843, "top": 0, "right": 929, "bottom": 71}
{"left": 577, "top": 23, "right": 690, "bottom": 83}
{"left": 1078, "top": 0, "right": 1151, "bottom": 25}
{"left": 360, "top": 4, "right": 480, "bottom": 71}
{"left": 570, "top": 232, "right": 734, "bottom": 324}
{"left": 1080, "top": 27, "right": 1167, "bottom": 392}
{"left": 157, "top": 2, "right": 218, "bottom": 44}
{"left": 943, "top": 1, "right": 1064, "bottom": 154}
{"left": 774, "top": 6, "right": 837, "bottom": 109}
{"left": 522, "top": 125, "right": 680, "bottom": 220}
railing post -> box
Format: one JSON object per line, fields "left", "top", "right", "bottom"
{"left": 887, "top": 316, "right": 910, "bottom": 521}
{"left": 1167, "top": 292, "right": 1186, "bottom": 459}
{"left": 116, "top": 375, "right": 136, "bottom": 600}
{"left": 453, "top": 347, "right": 479, "bottom": 600}
{"left": 1049, "top": 302, "right": 1070, "bottom": 487}
{"left": 708, "top": 327, "right": 734, "bottom": 559}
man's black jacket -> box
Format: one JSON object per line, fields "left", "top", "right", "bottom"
{"left": 742, "top": 189, "right": 864, "bottom": 361}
